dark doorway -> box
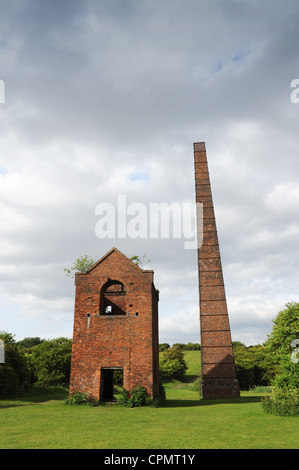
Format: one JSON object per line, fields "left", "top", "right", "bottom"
{"left": 101, "top": 368, "right": 123, "bottom": 401}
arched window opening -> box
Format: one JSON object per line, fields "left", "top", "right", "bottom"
{"left": 101, "top": 280, "right": 126, "bottom": 315}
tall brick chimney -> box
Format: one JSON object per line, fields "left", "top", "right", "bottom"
{"left": 194, "top": 142, "right": 240, "bottom": 399}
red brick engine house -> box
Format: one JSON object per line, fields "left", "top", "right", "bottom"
{"left": 69, "top": 247, "right": 160, "bottom": 401}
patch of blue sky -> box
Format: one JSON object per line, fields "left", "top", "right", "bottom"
{"left": 232, "top": 49, "right": 251, "bottom": 62}
{"left": 212, "top": 49, "right": 251, "bottom": 76}
{"left": 213, "top": 60, "right": 223, "bottom": 74}
{"left": 0, "top": 166, "right": 7, "bottom": 175}
{"left": 128, "top": 170, "right": 150, "bottom": 182}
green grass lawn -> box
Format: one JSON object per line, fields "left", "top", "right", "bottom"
{"left": 1, "top": 352, "right": 298, "bottom": 449}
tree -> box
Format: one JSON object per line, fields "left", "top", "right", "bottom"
{"left": 185, "top": 342, "right": 201, "bottom": 351}
{"left": 159, "top": 343, "right": 170, "bottom": 352}
{"left": 233, "top": 341, "right": 276, "bottom": 390}
{"left": 17, "top": 337, "right": 44, "bottom": 352}
{"left": 64, "top": 254, "right": 97, "bottom": 278}
{"left": 172, "top": 342, "right": 201, "bottom": 351}
{"left": 159, "top": 345, "right": 188, "bottom": 382}
{"left": 29, "top": 338, "right": 72, "bottom": 386}
{"left": 0, "top": 331, "right": 30, "bottom": 396}
{"left": 265, "top": 302, "right": 299, "bottom": 390}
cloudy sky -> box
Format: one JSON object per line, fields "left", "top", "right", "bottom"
{"left": 0, "top": 0, "right": 298, "bottom": 346}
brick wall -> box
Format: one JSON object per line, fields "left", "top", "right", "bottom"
{"left": 194, "top": 142, "right": 240, "bottom": 399}
{"left": 69, "top": 247, "right": 159, "bottom": 400}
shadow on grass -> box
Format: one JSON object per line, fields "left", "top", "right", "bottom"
{"left": 162, "top": 396, "right": 262, "bottom": 408}
{"left": 0, "top": 402, "right": 47, "bottom": 409}
{"left": 0, "top": 387, "right": 69, "bottom": 409}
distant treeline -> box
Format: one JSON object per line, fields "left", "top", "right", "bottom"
{"left": 159, "top": 342, "right": 200, "bottom": 352}
{"left": 0, "top": 334, "right": 277, "bottom": 394}
{"left": 2, "top": 299, "right": 298, "bottom": 396}
{"left": 16, "top": 338, "right": 202, "bottom": 352}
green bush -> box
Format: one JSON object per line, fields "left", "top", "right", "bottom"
{"left": 262, "top": 388, "right": 299, "bottom": 416}
{"left": 116, "top": 387, "right": 130, "bottom": 406}
{"left": 187, "top": 377, "right": 201, "bottom": 392}
{"left": 65, "top": 391, "right": 100, "bottom": 407}
{"left": 117, "top": 386, "right": 151, "bottom": 407}
{"left": 159, "top": 345, "right": 188, "bottom": 382}
{"left": 250, "top": 386, "right": 272, "bottom": 393}
{"left": 117, "top": 384, "right": 166, "bottom": 408}
{"left": 265, "top": 302, "right": 299, "bottom": 390}
{"left": 129, "top": 386, "right": 151, "bottom": 407}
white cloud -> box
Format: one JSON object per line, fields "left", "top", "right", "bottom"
{"left": 266, "top": 182, "right": 299, "bottom": 213}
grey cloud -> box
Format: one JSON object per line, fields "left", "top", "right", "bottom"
{"left": 0, "top": 0, "right": 298, "bottom": 343}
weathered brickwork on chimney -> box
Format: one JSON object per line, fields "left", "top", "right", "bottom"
{"left": 194, "top": 142, "right": 240, "bottom": 399}
{"left": 69, "top": 247, "right": 159, "bottom": 401}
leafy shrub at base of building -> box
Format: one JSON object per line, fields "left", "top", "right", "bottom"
{"left": 117, "top": 386, "right": 151, "bottom": 407}
{"left": 117, "top": 384, "right": 166, "bottom": 407}
{"left": 64, "top": 391, "right": 100, "bottom": 407}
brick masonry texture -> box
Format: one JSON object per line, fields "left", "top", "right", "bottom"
{"left": 69, "top": 247, "right": 159, "bottom": 400}
{"left": 194, "top": 142, "right": 240, "bottom": 399}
